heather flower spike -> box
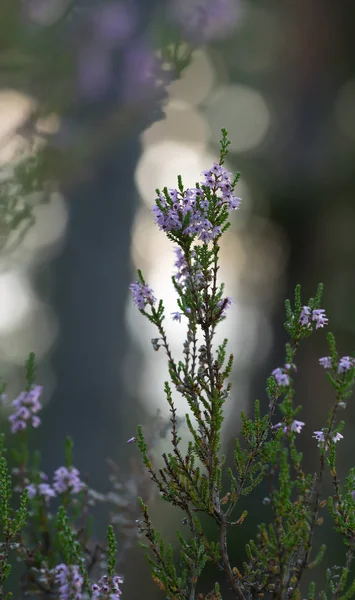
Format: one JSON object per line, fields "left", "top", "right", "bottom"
{"left": 8, "top": 385, "right": 43, "bottom": 433}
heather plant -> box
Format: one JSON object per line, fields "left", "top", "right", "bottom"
{"left": 0, "top": 353, "right": 125, "bottom": 599}
{"left": 1, "top": 130, "right": 355, "bottom": 600}
{"left": 129, "top": 129, "right": 355, "bottom": 599}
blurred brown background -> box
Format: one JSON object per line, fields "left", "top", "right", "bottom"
{"left": 1, "top": 0, "right": 355, "bottom": 597}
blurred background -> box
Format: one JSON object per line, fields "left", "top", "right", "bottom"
{"left": 1, "top": 0, "right": 355, "bottom": 597}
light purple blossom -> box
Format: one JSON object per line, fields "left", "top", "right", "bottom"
{"left": 291, "top": 420, "right": 305, "bottom": 434}
{"left": 173, "top": 247, "right": 203, "bottom": 293}
{"left": 8, "top": 385, "right": 43, "bottom": 434}
{"left": 26, "top": 482, "right": 56, "bottom": 504}
{"left": 284, "top": 362, "right": 297, "bottom": 372}
{"left": 319, "top": 356, "right": 332, "bottom": 369}
{"left": 129, "top": 281, "right": 157, "bottom": 310}
{"left": 299, "top": 306, "right": 328, "bottom": 329}
{"left": 299, "top": 306, "right": 311, "bottom": 326}
{"left": 92, "top": 574, "right": 123, "bottom": 599}
{"left": 272, "top": 368, "right": 290, "bottom": 387}
{"left": 312, "top": 309, "right": 328, "bottom": 329}
{"left": 272, "top": 420, "right": 305, "bottom": 435}
{"left": 153, "top": 164, "right": 241, "bottom": 242}
{"left": 319, "top": 355, "right": 354, "bottom": 372}
{"left": 127, "top": 437, "right": 136, "bottom": 444}
{"left": 53, "top": 564, "right": 83, "bottom": 600}
{"left": 313, "top": 429, "right": 344, "bottom": 449}
{"left": 313, "top": 430, "right": 325, "bottom": 444}
{"left": 53, "top": 467, "right": 85, "bottom": 495}
{"left": 338, "top": 356, "right": 355, "bottom": 373}
{"left": 171, "top": 311, "right": 182, "bottom": 323}
{"left": 217, "top": 296, "right": 233, "bottom": 317}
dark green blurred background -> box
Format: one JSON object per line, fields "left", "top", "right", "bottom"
{"left": 1, "top": 0, "right": 355, "bottom": 597}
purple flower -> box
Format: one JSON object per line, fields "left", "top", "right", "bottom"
{"left": 129, "top": 281, "right": 157, "bottom": 310}
{"left": 299, "top": 306, "right": 328, "bottom": 329}
{"left": 290, "top": 420, "right": 305, "bottom": 434}
{"left": 171, "top": 311, "right": 182, "bottom": 323}
{"left": 284, "top": 362, "right": 297, "bottom": 373}
{"left": 312, "top": 309, "right": 328, "bottom": 329}
{"left": 338, "top": 356, "right": 355, "bottom": 373}
{"left": 217, "top": 296, "right": 233, "bottom": 317}
{"left": 272, "top": 368, "right": 290, "bottom": 387}
{"left": 272, "top": 420, "right": 305, "bottom": 435}
{"left": 53, "top": 564, "right": 83, "bottom": 600}
{"left": 92, "top": 574, "right": 123, "bottom": 599}
{"left": 299, "top": 306, "right": 311, "bottom": 326}
{"left": 8, "top": 385, "right": 43, "bottom": 434}
{"left": 53, "top": 467, "right": 85, "bottom": 495}
{"left": 26, "top": 482, "right": 56, "bottom": 504}
{"left": 32, "top": 415, "right": 41, "bottom": 428}
{"left": 313, "top": 430, "right": 325, "bottom": 444}
{"left": 127, "top": 437, "right": 136, "bottom": 444}
{"left": 319, "top": 356, "right": 332, "bottom": 369}
{"left": 313, "top": 429, "right": 343, "bottom": 449}
{"left": 153, "top": 167, "right": 241, "bottom": 242}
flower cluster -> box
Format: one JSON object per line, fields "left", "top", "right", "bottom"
{"left": 53, "top": 564, "right": 83, "bottom": 600}
{"left": 8, "top": 385, "right": 43, "bottom": 433}
{"left": 173, "top": 246, "right": 203, "bottom": 292}
{"left": 273, "top": 420, "right": 305, "bottom": 434}
{"left": 92, "top": 574, "right": 123, "bottom": 599}
{"left": 26, "top": 473, "right": 56, "bottom": 504}
{"left": 129, "top": 281, "right": 157, "bottom": 310}
{"left": 313, "top": 429, "right": 344, "bottom": 450}
{"left": 153, "top": 162, "right": 241, "bottom": 242}
{"left": 299, "top": 306, "right": 328, "bottom": 329}
{"left": 53, "top": 466, "right": 86, "bottom": 495}
{"left": 272, "top": 367, "right": 291, "bottom": 387}
{"left": 319, "top": 355, "right": 355, "bottom": 373}
{"left": 25, "top": 467, "right": 85, "bottom": 503}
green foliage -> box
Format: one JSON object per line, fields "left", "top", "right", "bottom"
{"left": 0, "top": 436, "right": 29, "bottom": 597}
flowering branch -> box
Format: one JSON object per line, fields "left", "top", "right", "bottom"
{"left": 130, "top": 129, "right": 355, "bottom": 600}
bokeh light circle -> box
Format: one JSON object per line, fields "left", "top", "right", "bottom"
{"left": 205, "top": 84, "right": 271, "bottom": 152}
